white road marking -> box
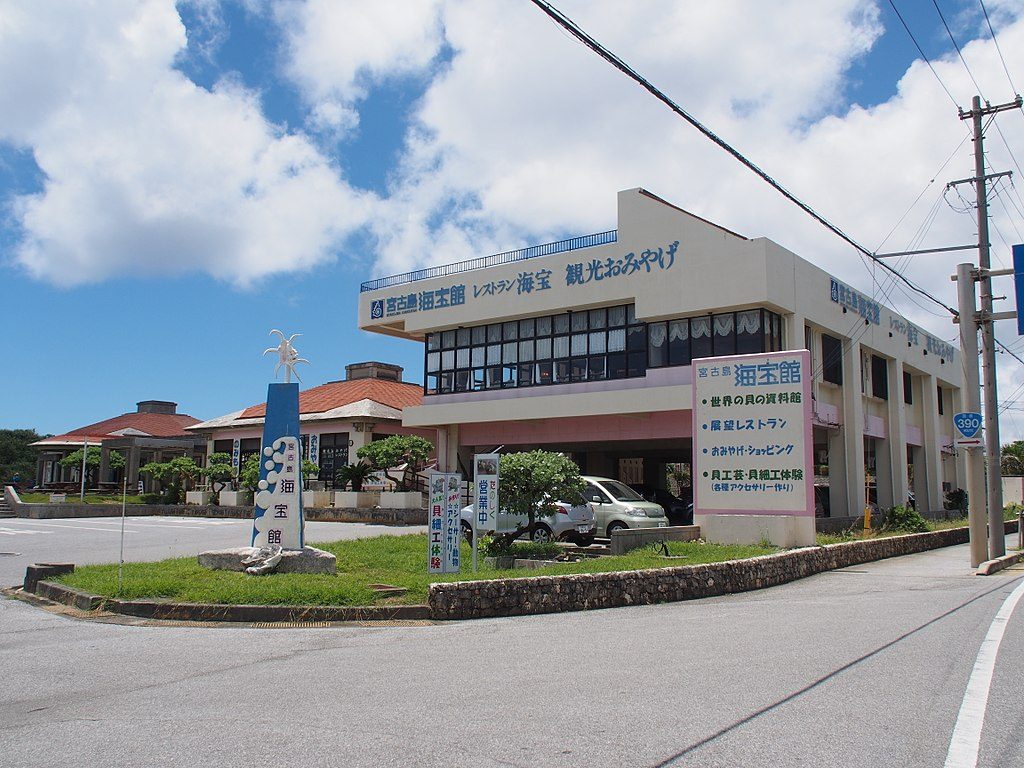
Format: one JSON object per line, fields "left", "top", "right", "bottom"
{"left": 0, "top": 527, "right": 52, "bottom": 536}
{"left": 6, "top": 521, "right": 142, "bottom": 533}
{"left": 944, "top": 577, "right": 1024, "bottom": 768}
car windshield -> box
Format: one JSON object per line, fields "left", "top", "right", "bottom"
{"left": 600, "top": 481, "right": 645, "bottom": 501}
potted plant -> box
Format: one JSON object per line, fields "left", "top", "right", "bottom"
{"left": 356, "top": 435, "right": 432, "bottom": 509}
{"left": 333, "top": 461, "right": 380, "bottom": 508}
{"left": 191, "top": 452, "right": 233, "bottom": 505}
{"left": 220, "top": 453, "right": 257, "bottom": 507}
{"left": 301, "top": 460, "right": 332, "bottom": 508}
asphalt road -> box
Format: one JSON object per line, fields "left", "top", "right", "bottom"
{"left": 1, "top": 519, "right": 1021, "bottom": 768}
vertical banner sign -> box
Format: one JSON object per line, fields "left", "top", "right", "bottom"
{"left": 692, "top": 350, "right": 813, "bottom": 517}
{"left": 1013, "top": 244, "right": 1024, "bottom": 336}
{"left": 428, "top": 472, "right": 462, "bottom": 573}
{"left": 252, "top": 383, "right": 304, "bottom": 549}
{"left": 309, "top": 432, "right": 320, "bottom": 468}
{"left": 473, "top": 454, "right": 500, "bottom": 533}
{"left": 231, "top": 438, "right": 241, "bottom": 471}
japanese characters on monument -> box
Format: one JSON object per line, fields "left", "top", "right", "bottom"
{"left": 473, "top": 454, "right": 500, "bottom": 533}
{"left": 428, "top": 472, "right": 462, "bottom": 573}
{"left": 252, "top": 383, "right": 305, "bottom": 549}
{"left": 692, "top": 350, "right": 813, "bottom": 516}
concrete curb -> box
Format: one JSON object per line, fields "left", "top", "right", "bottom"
{"left": 31, "top": 580, "right": 431, "bottom": 623}
{"left": 976, "top": 550, "right": 1024, "bottom": 576}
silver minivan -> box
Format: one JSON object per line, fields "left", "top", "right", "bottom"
{"left": 581, "top": 476, "right": 668, "bottom": 537}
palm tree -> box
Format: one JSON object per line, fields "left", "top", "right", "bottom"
{"left": 335, "top": 461, "right": 375, "bottom": 491}
{"left": 1000, "top": 440, "right": 1024, "bottom": 476}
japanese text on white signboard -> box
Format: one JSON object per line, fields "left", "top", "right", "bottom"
{"left": 473, "top": 454, "right": 500, "bottom": 533}
{"left": 692, "top": 350, "right": 813, "bottom": 516}
{"left": 428, "top": 472, "right": 462, "bottom": 573}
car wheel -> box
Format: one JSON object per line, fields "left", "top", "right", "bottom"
{"left": 574, "top": 535, "right": 595, "bottom": 548}
{"left": 607, "top": 521, "right": 627, "bottom": 537}
{"left": 461, "top": 522, "right": 473, "bottom": 543}
{"left": 531, "top": 524, "right": 553, "bottom": 543}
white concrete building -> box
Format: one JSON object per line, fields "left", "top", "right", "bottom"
{"left": 359, "top": 188, "right": 964, "bottom": 521}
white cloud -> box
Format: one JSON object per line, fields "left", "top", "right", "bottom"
{"left": 0, "top": 0, "right": 372, "bottom": 287}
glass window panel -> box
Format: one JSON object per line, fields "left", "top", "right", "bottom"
{"left": 554, "top": 335, "right": 570, "bottom": 358}
{"left": 608, "top": 328, "right": 626, "bottom": 353}
{"left": 427, "top": 352, "right": 440, "bottom": 372}
{"left": 426, "top": 373, "right": 440, "bottom": 394}
{"left": 441, "top": 350, "right": 455, "bottom": 370}
{"left": 609, "top": 305, "right": 627, "bottom": 326}
{"left": 487, "top": 344, "right": 501, "bottom": 365}
{"left": 487, "top": 367, "right": 503, "bottom": 389}
{"left": 442, "top": 330, "right": 456, "bottom": 349}
{"left": 472, "top": 369, "right": 485, "bottom": 391}
{"left": 773, "top": 313, "right": 782, "bottom": 351}
{"left": 536, "top": 316, "right": 552, "bottom": 336}
{"left": 571, "top": 312, "right": 588, "bottom": 332}
{"left": 502, "top": 364, "right": 516, "bottom": 387}
{"left": 626, "top": 305, "right": 637, "bottom": 324}
{"left": 589, "top": 308, "right": 607, "bottom": 329}
{"left": 588, "top": 331, "right": 606, "bottom": 354}
{"left": 536, "top": 337, "right": 552, "bottom": 359}
{"left": 713, "top": 313, "right": 736, "bottom": 356}
{"left": 503, "top": 321, "right": 518, "bottom": 340}
{"left": 554, "top": 360, "right": 572, "bottom": 383}
{"left": 519, "top": 340, "right": 534, "bottom": 361}
{"left": 518, "top": 363, "right": 534, "bottom": 387}
{"left": 487, "top": 323, "right": 502, "bottom": 342}
{"left": 471, "top": 347, "right": 485, "bottom": 367}
{"left": 648, "top": 322, "right": 667, "bottom": 367}
{"left": 628, "top": 351, "right": 646, "bottom": 377}
{"left": 588, "top": 356, "right": 607, "bottom": 380}
{"left": 471, "top": 326, "right": 486, "bottom": 345}
{"left": 456, "top": 348, "right": 470, "bottom": 368}
{"left": 608, "top": 353, "right": 628, "bottom": 379}
{"left": 439, "top": 372, "right": 453, "bottom": 393}
{"left": 502, "top": 342, "right": 517, "bottom": 363}
{"left": 570, "top": 358, "right": 588, "bottom": 381}
{"left": 668, "top": 319, "right": 690, "bottom": 366}
{"left": 427, "top": 334, "right": 441, "bottom": 351}
{"left": 626, "top": 325, "right": 645, "bottom": 351}
{"left": 735, "top": 310, "right": 763, "bottom": 355}
{"left": 456, "top": 328, "right": 471, "bottom": 347}
{"left": 571, "top": 333, "right": 588, "bottom": 356}
{"left": 454, "top": 371, "right": 470, "bottom": 392}
{"left": 553, "top": 314, "right": 570, "bottom": 334}
{"left": 519, "top": 318, "right": 535, "bottom": 338}
{"left": 536, "top": 361, "right": 553, "bottom": 385}
{"left": 690, "top": 316, "right": 712, "bottom": 360}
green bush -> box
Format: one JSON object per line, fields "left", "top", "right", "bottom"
{"left": 1005, "top": 503, "right": 1023, "bottom": 522}
{"left": 884, "top": 504, "right": 929, "bottom": 534}
{"left": 480, "top": 536, "right": 561, "bottom": 559}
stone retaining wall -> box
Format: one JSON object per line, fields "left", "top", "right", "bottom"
{"left": 428, "top": 526, "right": 987, "bottom": 620}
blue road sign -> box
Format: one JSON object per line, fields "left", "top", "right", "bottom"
{"left": 1013, "top": 244, "right": 1024, "bottom": 335}
{"left": 953, "top": 412, "right": 983, "bottom": 447}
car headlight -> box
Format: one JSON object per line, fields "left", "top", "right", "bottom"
{"left": 626, "top": 507, "right": 648, "bottom": 517}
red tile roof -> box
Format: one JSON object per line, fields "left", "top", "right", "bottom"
{"left": 241, "top": 379, "right": 423, "bottom": 419}
{"left": 37, "top": 412, "right": 202, "bottom": 445}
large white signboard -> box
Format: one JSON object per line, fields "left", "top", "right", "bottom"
{"left": 428, "top": 472, "right": 462, "bottom": 573}
{"left": 253, "top": 436, "right": 304, "bottom": 549}
{"left": 473, "top": 454, "right": 500, "bottom": 533}
{"left": 692, "top": 350, "right": 813, "bottom": 516}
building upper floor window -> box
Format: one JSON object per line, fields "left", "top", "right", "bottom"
{"left": 937, "top": 385, "right": 944, "bottom": 415}
{"left": 903, "top": 371, "right": 913, "bottom": 405}
{"left": 821, "top": 334, "right": 843, "bottom": 385}
{"left": 871, "top": 354, "right": 889, "bottom": 400}
{"left": 423, "top": 304, "right": 783, "bottom": 395}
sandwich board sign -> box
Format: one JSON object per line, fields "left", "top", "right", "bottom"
{"left": 953, "top": 411, "right": 983, "bottom": 449}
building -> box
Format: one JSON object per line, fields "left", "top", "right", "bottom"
{"left": 358, "top": 187, "right": 964, "bottom": 534}
{"left": 187, "top": 362, "right": 439, "bottom": 488}
{"left": 32, "top": 400, "right": 204, "bottom": 491}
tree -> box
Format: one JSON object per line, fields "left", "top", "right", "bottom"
{"left": 140, "top": 456, "right": 201, "bottom": 503}
{"left": 201, "top": 452, "right": 235, "bottom": 496}
{"left": 335, "top": 461, "right": 375, "bottom": 491}
{"left": 239, "top": 453, "right": 261, "bottom": 493}
{"left": 302, "top": 459, "right": 319, "bottom": 490}
{"left": 491, "top": 450, "right": 586, "bottom": 550}
{"left": 0, "top": 428, "right": 47, "bottom": 486}
{"left": 1001, "top": 440, "right": 1024, "bottom": 476}
{"left": 59, "top": 447, "right": 125, "bottom": 486}
{"left": 356, "top": 435, "right": 433, "bottom": 492}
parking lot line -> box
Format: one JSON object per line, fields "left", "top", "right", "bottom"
{"left": 6, "top": 521, "right": 142, "bottom": 533}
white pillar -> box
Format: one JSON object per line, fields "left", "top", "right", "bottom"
{"left": 841, "top": 340, "right": 866, "bottom": 519}
{"left": 886, "top": 358, "right": 909, "bottom": 509}
{"left": 920, "top": 375, "right": 945, "bottom": 513}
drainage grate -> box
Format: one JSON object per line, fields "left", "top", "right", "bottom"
{"left": 250, "top": 621, "right": 334, "bottom": 629}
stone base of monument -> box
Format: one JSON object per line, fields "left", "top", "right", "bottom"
{"left": 198, "top": 546, "right": 336, "bottom": 575}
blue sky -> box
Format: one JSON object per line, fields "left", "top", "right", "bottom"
{"left": 2, "top": 0, "right": 1023, "bottom": 437}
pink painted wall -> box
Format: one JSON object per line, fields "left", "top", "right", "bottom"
{"left": 459, "top": 410, "right": 692, "bottom": 447}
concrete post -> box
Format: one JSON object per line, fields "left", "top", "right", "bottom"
{"left": 841, "top": 338, "right": 866, "bottom": 521}
{"left": 920, "top": 375, "right": 945, "bottom": 515}
{"left": 886, "top": 357, "right": 909, "bottom": 509}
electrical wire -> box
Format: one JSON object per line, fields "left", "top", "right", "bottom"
{"left": 889, "top": 0, "right": 962, "bottom": 110}
{"left": 932, "top": 0, "right": 987, "bottom": 99}
{"left": 978, "top": 0, "right": 1019, "bottom": 95}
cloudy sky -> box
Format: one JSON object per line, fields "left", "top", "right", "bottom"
{"left": 2, "top": 0, "right": 1023, "bottom": 439}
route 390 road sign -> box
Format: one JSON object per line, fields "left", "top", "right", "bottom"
{"left": 953, "top": 411, "right": 983, "bottom": 449}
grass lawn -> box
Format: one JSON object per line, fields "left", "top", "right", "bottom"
{"left": 54, "top": 534, "right": 778, "bottom": 607}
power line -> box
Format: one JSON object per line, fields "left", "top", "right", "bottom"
{"left": 529, "top": 0, "right": 960, "bottom": 318}
{"left": 932, "top": 0, "right": 986, "bottom": 99}
{"left": 888, "top": 0, "right": 961, "bottom": 110}
{"left": 978, "top": 0, "right": 1019, "bottom": 95}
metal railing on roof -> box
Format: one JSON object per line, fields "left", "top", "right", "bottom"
{"left": 360, "top": 230, "right": 618, "bottom": 292}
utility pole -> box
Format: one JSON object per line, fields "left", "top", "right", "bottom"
{"left": 955, "top": 95, "right": 1022, "bottom": 560}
